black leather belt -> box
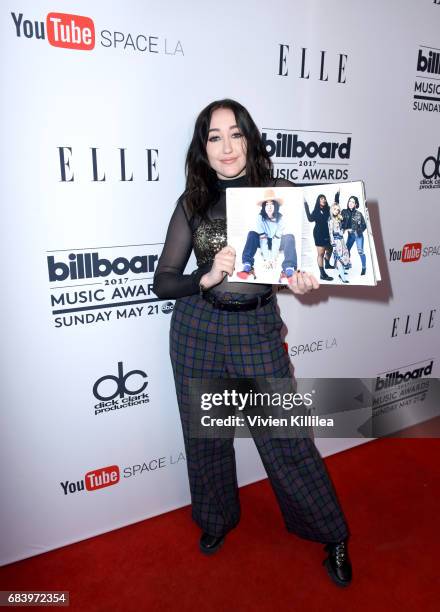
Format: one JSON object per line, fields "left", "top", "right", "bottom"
{"left": 201, "top": 289, "right": 273, "bottom": 311}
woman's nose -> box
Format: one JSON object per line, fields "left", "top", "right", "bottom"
{"left": 222, "top": 135, "right": 233, "bottom": 153}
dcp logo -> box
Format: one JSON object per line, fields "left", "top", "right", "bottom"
{"left": 93, "top": 362, "right": 148, "bottom": 401}
{"left": 422, "top": 147, "right": 440, "bottom": 179}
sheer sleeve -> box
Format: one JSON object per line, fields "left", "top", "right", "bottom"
{"left": 153, "top": 198, "right": 211, "bottom": 299}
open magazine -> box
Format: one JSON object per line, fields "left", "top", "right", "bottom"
{"left": 226, "top": 181, "right": 381, "bottom": 286}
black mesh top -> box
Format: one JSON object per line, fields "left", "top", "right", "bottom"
{"left": 153, "top": 175, "right": 294, "bottom": 299}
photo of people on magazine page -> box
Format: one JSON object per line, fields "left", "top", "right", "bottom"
{"left": 226, "top": 181, "right": 380, "bottom": 286}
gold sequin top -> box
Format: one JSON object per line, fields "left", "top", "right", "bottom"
{"left": 193, "top": 218, "right": 227, "bottom": 266}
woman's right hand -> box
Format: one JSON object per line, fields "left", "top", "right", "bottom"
{"left": 200, "top": 245, "right": 236, "bottom": 289}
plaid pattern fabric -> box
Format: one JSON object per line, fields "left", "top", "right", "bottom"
{"left": 169, "top": 292, "right": 349, "bottom": 543}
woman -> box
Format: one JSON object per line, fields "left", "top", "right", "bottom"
{"left": 328, "top": 203, "right": 351, "bottom": 284}
{"left": 153, "top": 99, "right": 352, "bottom": 587}
{"left": 237, "top": 189, "right": 297, "bottom": 282}
{"left": 304, "top": 194, "right": 335, "bottom": 281}
{"left": 341, "top": 195, "right": 367, "bottom": 275}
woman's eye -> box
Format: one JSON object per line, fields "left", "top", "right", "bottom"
{"left": 232, "top": 132, "right": 243, "bottom": 138}
{"left": 208, "top": 136, "right": 220, "bottom": 142}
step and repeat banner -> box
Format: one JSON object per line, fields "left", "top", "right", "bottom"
{"left": 1, "top": 0, "right": 439, "bottom": 565}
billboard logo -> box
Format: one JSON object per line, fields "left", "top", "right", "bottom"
{"left": 413, "top": 46, "right": 440, "bottom": 112}
{"left": 262, "top": 129, "right": 351, "bottom": 182}
{"left": 375, "top": 361, "right": 433, "bottom": 391}
{"left": 417, "top": 48, "right": 440, "bottom": 75}
{"left": 262, "top": 132, "right": 351, "bottom": 160}
{"left": 47, "top": 252, "right": 158, "bottom": 282}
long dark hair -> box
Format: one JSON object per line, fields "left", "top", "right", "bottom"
{"left": 260, "top": 200, "right": 282, "bottom": 222}
{"left": 347, "top": 195, "right": 359, "bottom": 209}
{"left": 184, "top": 99, "right": 272, "bottom": 217}
{"left": 313, "top": 194, "right": 329, "bottom": 219}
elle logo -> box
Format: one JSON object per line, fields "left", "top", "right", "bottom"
{"left": 58, "top": 147, "right": 159, "bottom": 182}
{"left": 46, "top": 12, "right": 95, "bottom": 50}
{"left": 402, "top": 243, "right": 422, "bottom": 262}
{"left": 391, "top": 309, "right": 436, "bottom": 337}
{"left": 85, "top": 466, "right": 120, "bottom": 491}
{"left": 277, "top": 45, "right": 348, "bottom": 83}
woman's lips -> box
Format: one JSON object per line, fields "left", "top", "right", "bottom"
{"left": 221, "top": 158, "right": 238, "bottom": 164}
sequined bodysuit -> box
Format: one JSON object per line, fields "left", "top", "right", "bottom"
{"left": 193, "top": 218, "right": 227, "bottom": 267}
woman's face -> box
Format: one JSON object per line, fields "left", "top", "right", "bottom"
{"left": 348, "top": 197, "right": 356, "bottom": 210}
{"left": 265, "top": 201, "right": 275, "bottom": 216}
{"left": 319, "top": 196, "right": 327, "bottom": 207}
{"left": 332, "top": 205, "right": 340, "bottom": 217}
{"left": 206, "top": 107, "right": 247, "bottom": 180}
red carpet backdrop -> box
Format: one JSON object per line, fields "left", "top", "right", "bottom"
{"left": 1, "top": 0, "right": 439, "bottom": 565}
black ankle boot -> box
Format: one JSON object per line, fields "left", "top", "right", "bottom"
{"left": 361, "top": 268, "right": 366, "bottom": 275}
{"left": 199, "top": 532, "right": 225, "bottom": 555}
{"left": 324, "top": 259, "right": 335, "bottom": 269}
{"left": 319, "top": 267, "right": 333, "bottom": 281}
{"left": 323, "top": 540, "right": 352, "bottom": 587}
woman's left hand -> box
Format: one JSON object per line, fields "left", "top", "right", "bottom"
{"left": 286, "top": 271, "right": 319, "bottom": 295}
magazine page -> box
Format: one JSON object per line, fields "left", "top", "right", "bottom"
{"left": 301, "top": 180, "right": 378, "bottom": 286}
{"left": 226, "top": 186, "right": 303, "bottom": 285}
{"left": 362, "top": 181, "right": 382, "bottom": 282}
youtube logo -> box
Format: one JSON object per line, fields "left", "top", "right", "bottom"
{"left": 401, "top": 243, "right": 422, "bottom": 262}
{"left": 11, "top": 11, "right": 95, "bottom": 51}
{"left": 60, "top": 465, "right": 120, "bottom": 495}
{"left": 389, "top": 242, "right": 422, "bottom": 263}
{"left": 85, "top": 465, "right": 120, "bottom": 491}
{"left": 46, "top": 13, "right": 95, "bottom": 50}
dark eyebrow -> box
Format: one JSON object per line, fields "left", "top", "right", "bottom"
{"left": 207, "top": 124, "right": 240, "bottom": 133}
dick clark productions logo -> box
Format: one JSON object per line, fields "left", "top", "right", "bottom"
{"left": 93, "top": 362, "right": 150, "bottom": 416}
{"left": 420, "top": 147, "right": 440, "bottom": 189}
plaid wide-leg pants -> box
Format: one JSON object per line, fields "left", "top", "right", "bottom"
{"left": 169, "top": 292, "right": 349, "bottom": 543}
